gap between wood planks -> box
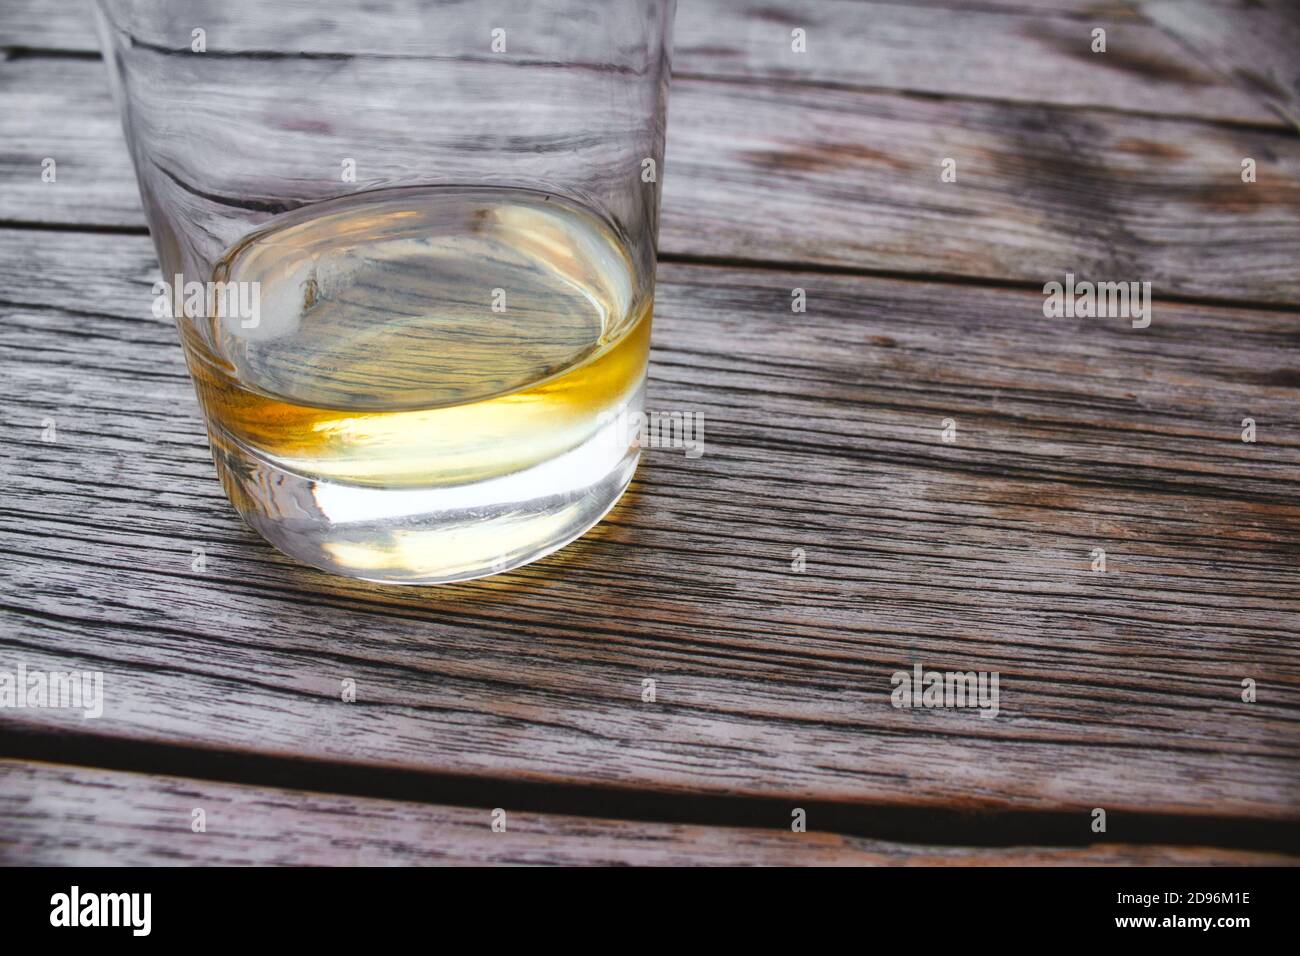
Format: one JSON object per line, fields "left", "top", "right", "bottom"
{"left": 670, "top": 70, "right": 1295, "bottom": 133}
{"left": 12, "top": 758, "right": 1292, "bottom": 866}
{"left": 1, "top": 44, "right": 1289, "bottom": 134}
{"left": 0, "top": 47, "right": 103, "bottom": 62}
{"left": 3, "top": 728, "right": 1297, "bottom": 856}
{"left": 656, "top": 251, "right": 1300, "bottom": 316}
{"left": 1, "top": 217, "right": 1296, "bottom": 316}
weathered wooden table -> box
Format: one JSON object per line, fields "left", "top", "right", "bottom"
{"left": 1, "top": 1, "right": 1297, "bottom": 865}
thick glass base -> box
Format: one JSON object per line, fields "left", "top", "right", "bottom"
{"left": 210, "top": 413, "right": 639, "bottom": 585}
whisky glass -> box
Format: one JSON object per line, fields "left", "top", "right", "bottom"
{"left": 91, "top": 0, "right": 675, "bottom": 583}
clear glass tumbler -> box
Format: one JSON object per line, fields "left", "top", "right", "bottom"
{"left": 91, "top": 0, "right": 675, "bottom": 584}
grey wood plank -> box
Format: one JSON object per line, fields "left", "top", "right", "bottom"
{"left": 1, "top": 229, "right": 1297, "bottom": 823}
{"left": 1140, "top": 0, "right": 1300, "bottom": 129}
{"left": 0, "top": 0, "right": 1138, "bottom": 55}
{"left": 674, "top": 0, "right": 1278, "bottom": 125}
{"left": 2, "top": 58, "right": 1297, "bottom": 303}
{"left": 6, "top": 759, "right": 1292, "bottom": 865}
{"left": 1, "top": 0, "right": 1272, "bottom": 124}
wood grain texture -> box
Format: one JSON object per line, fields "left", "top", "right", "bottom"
{"left": 2, "top": 58, "right": 1298, "bottom": 303}
{"left": 1140, "top": 0, "right": 1300, "bottom": 129}
{"left": 0, "top": 0, "right": 1275, "bottom": 125}
{"left": 674, "top": 0, "right": 1279, "bottom": 125}
{"left": 2, "top": 228, "right": 1297, "bottom": 827}
{"left": 2, "top": 760, "right": 1292, "bottom": 866}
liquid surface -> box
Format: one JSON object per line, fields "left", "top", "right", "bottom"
{"left": 183, "top": 187, "right": 650, "bottom": 488}
{"left": 205, "top": 186, "right": 641, "bottom": 410}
